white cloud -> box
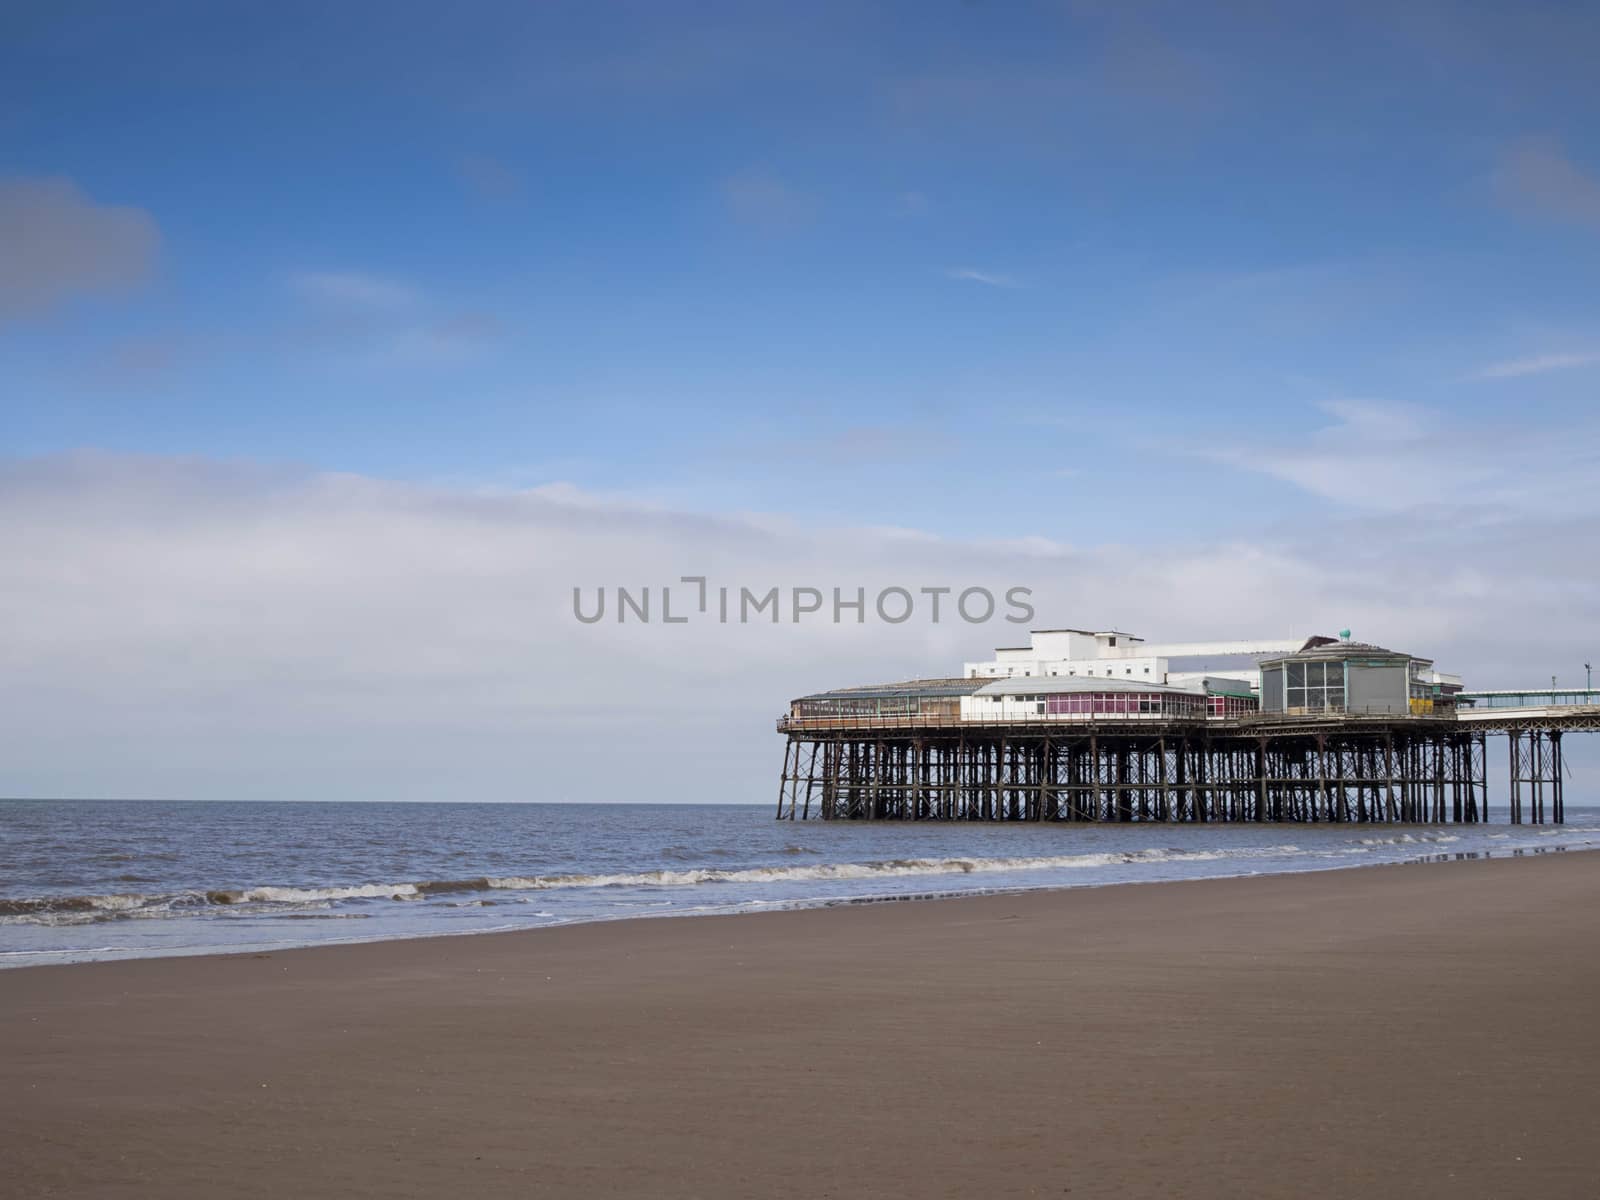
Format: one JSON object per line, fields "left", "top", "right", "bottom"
{"left": 0, "top": 453, "right": 1594, "bottom": 801}
{"left": 946, "top": 268, "right": 1020, "bottom": 288}
{"left": 0, "top": 176, "right": 159, "bottom": 320}
{"left": 1473, "top": 351, "right": 1600, "bottom": 379}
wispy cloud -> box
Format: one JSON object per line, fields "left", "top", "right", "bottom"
{"left": 1472, "top": 351, "right": 1600, "bottom": 379}
{"left": 1201, "top": 399, "right": 1446, "bottom": 510}
{"left": 1197, "top": 399, "right": 1600, "bottom": 517}
{"left": 290, "top": 270, "right": 420, "bottom": 309}
{"left": 723, "top": 424, "right": 958, "bottom": 467}
{"left": 1495, "top": 137, "right": 1600, "bottom": 230}
{"left": 945, "top": 268, "right": 1020, "bottom": 289}
{"left": 281, "top": 270, "right": 500, "bottom": 368}
{"left": 370, "top": 312, "right": 504, "bottom": 367}
{"left": 1315, "top": 398, "right": 1427, "bottom": 441}
{"left": 0, "top": 176, "right": 159, "bottom": 321}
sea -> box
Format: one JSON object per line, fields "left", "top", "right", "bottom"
{"left": 3, "top": 798, "right": 1597, "bottom": 969}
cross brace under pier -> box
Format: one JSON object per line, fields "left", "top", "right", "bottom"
{"left": 1507, "top": 729, "right": 1564, "bottom": 825}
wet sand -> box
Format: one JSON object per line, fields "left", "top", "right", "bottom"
{"left": 3, "top": 852, "right": 1598, "bottom": 1199}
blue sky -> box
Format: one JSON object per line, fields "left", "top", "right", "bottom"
{"left": 2, "top": 2, "right": 1599, "bottom": 799}
{"left": 6, "top": 1, "right": 1599, "bottom": 527}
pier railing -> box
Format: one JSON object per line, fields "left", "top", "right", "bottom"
{"left": 776, "top": 707, "right": 1460, "bottom": 735}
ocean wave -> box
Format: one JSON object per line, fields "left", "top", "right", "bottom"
{"left": 0, "top": 890, "right": 212, "bottom": 923}
{"left": 0, "top": 889, "right": 337, "bottom": 926}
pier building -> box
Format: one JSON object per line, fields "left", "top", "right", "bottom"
{"left": 1258, "top": 641, "right": 1463, "bottom": 717}
{"left": 961, "top": 628, "right": 1336, "bottom": 695}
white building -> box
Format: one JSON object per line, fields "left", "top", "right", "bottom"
{"left": 962, "top": 628, "right": 1332, "bottom": 697}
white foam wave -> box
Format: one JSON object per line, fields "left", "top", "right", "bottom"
{"left": 480, "top": 845, "right": 1313, "bottom": 892}
{"left": 232, "top": 883, "right": 420, "bottom": 903}
{"left": 1352, "top": 832, "right": 1462, "bottom": 847}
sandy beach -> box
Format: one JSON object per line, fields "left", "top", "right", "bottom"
{"left": 3, "top": 852, "right": 1597, "bottom": 1199}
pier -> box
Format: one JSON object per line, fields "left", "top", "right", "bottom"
{"left": 775, "top": 632, "right": 1597, "bottom": 825}
{"left": 778, "top": 709, "right": 1600, "bottom": 824}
